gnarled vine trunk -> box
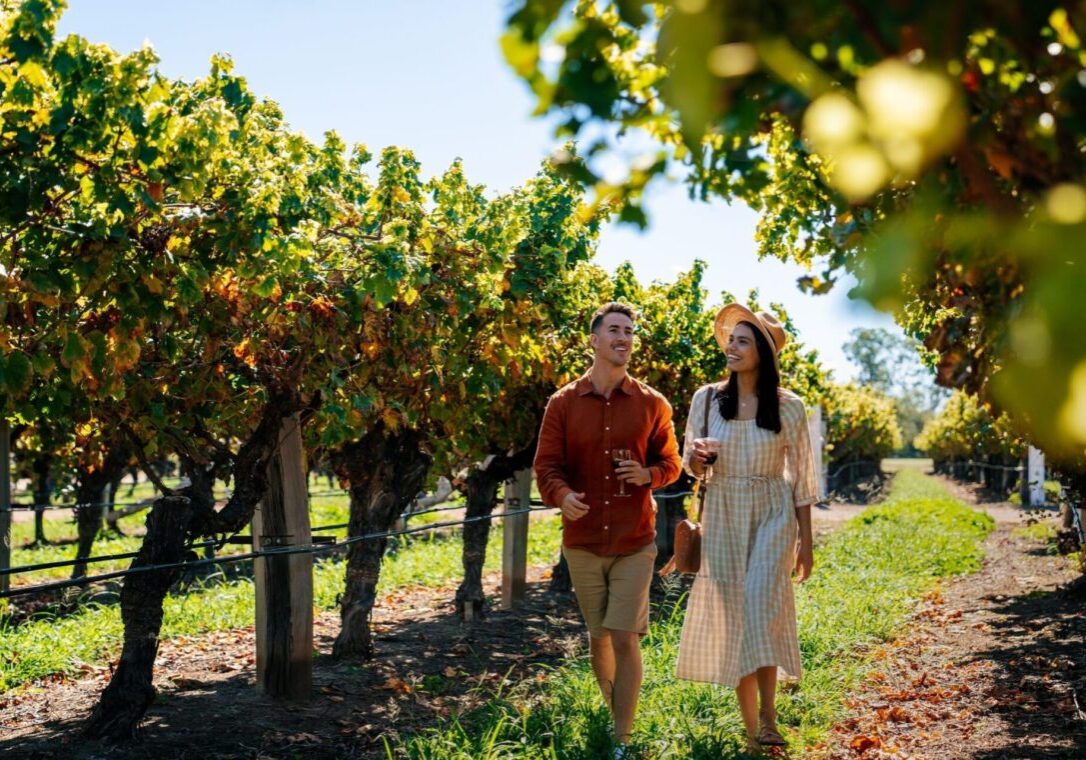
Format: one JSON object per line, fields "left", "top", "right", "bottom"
{"left": 84, "top": 392, "right": 303, "bottom": 741}
{"left": 31, "top": 455, "right": 52, "bottom": 545}
{"left": 454, "top": 441, "right": 536, "bottom": 620}
{"left": 550, "top": 551, "right": 572, "bottom": 593}
{"left": 332, "top": 423, "right": 431, "bottom": 659}
{"left": 105, "top": 469, "right": 128, "bottom": 536}
{"left": 82, "top": 493, "right": 193, "bottom": 739}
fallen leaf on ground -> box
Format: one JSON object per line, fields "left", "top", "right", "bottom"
{"left": 285, "top": 732, "right": 321, "bottom": 744}
{"left": 849, "top": 734, "right": 882, "bottom": 753}
{"left": 383, "top": 677, "right": 413, "bottom": 694}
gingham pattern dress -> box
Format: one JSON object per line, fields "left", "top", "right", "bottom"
{"left": 675, "top": 386, "right": 819, "bottom": 687}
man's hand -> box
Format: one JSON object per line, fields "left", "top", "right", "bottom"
{"left": 561, "top": 491, "right": 590, "bottom": 521}
{"left": 615, "top": 460, "right": 652, "bottom": 487}
{"left": 793, "top": 539, "right": 814, "bottom": 583}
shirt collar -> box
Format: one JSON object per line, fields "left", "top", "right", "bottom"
{"left": 576, "top": 373, "right": 634, "bottom": 397}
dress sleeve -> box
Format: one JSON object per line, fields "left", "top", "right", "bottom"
{"left": 785, "top": 397, "right": 820, "bottom": 508}
{"left": 682, "top": 385, "right": 710, "bottom": 477}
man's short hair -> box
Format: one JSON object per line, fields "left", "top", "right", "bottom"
{"left": 590, "top": 302, "right": 638, "bottom": 334}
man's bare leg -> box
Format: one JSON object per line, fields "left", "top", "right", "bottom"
{"left": 589, "top": 634, "right": 616, "bottom": 709}
{"left": 606, "top": 628, "right": 642, "bottom": 744}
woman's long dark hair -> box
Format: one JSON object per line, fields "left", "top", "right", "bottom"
{"left": 716, "top": 320, "right": 782, "bottom": 433}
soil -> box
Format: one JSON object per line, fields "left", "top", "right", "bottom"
{"left": 820, "top": 475, "right": 1086, "bottom": 759}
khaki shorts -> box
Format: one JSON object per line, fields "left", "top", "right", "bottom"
{"left": 562, "top": 542, "right": 657, "bottom": 639}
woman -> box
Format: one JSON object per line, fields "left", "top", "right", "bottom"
{"left": 676, "top": 304, "right": 818, "bottom": 752}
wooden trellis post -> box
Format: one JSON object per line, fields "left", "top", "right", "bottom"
{"left": 808, "top": 406, "right": 826, "bottom": 499}
{"left": 501, "top": 469, "right": 531, "bottom": 610}
{"left": 1027, "top": 446, "right": 1046, "bottom": 507}
{"left": 252, "top": 413, "right": 312, "bottom": 700}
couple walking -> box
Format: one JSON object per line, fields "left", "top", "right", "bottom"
{"left": 534, "top": 302, "right": 819, "bottom": 757}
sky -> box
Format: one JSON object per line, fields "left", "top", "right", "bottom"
{"left": 56, "top": 0, "right": 900, "bottom": 379}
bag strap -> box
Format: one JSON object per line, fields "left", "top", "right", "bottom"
{"left": 692, "top": 382, "right": 718, "bottom": 523}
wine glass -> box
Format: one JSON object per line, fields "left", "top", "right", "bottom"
{"left": 694, "top": 437, "right": 721, "bottom": 481}
{"left": 611, "top": 448, "right": 632, "bottom": 497}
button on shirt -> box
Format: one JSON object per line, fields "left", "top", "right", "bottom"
{"left": 534, "top": 374, "right": 682, "bottom": 556}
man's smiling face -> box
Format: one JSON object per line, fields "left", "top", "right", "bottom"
{"left": 591, "top": 312, "right": 635, "bottom": 367}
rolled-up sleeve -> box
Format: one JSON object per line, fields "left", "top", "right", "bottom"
{"left": 681, "top": 385, "right": 710, "bottom": 477}
{"left": 646, "top": 397, "right": 682, "bottom": 490}
{"left": 533, "top": 393, "right": 572, "bottom": 508}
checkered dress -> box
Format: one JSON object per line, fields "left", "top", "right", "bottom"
{"left": 675, "top": 386, "right": 819, "bottom": 687}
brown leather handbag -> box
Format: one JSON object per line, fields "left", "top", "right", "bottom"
{"left": 660, "top": 384, "right": 716, "bottom": 576}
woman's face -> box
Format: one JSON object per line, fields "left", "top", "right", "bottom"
{"left": 726, "top": 323, "right": 760, "bottom": 373}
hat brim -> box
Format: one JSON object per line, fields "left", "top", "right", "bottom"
{"left": 714, "top": 304, "right": 781, "bottom": 372}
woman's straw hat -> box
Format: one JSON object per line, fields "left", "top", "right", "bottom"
{"left": 713, "top": 304, "right": 788, "bottom": 371}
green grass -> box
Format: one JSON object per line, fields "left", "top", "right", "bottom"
{"left": 1, "top": 492, "right": 560, "bottom": 692}
{"left": 9, "top": 518, "right": 147, "bottom": 585}
{"left": 880, "top": 457, "right": 933, "bottom": 473}
{"left": 395, "top": 467, "right": 994, "bottom": 759}
{"left": 1012, "top": 519, "right": 1059, "bottom": 543}
{"left": 1008, "top": 479, "right": 1063, "bottom": 505}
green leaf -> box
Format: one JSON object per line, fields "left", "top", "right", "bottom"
{"left": 614, "top": 0, "right": 649, "bottom": 27}
{"left": 0, "top": 351, "right": 33, "bottom": 394}
{"left": 253, "top": 276, "right": 278, "bottom": 298}
{"left": 18, "top": 60, "right": 49, "bottom": 88}
{"left": 500, "top": 30, "right": 540, "bottom": 78}
{"left": 62, "top": 332, "right": 86, "bottom": 364}
{"left": 31, "top": 352, "right": 54, "bottom": 377}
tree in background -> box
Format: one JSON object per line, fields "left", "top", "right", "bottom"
{"left": 823, "top": 382, "right": 903, "bottom": 469}
{"left": 842, "top": 327, "right": 946, "bottom": 454}
{"left": 915, "top": 389, "right": 1026, "bottom": 494}
{"left": 501, "top": 1, "right": 1086, "bottom": 469}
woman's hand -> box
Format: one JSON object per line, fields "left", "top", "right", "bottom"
{"left": 793, "top": 538, "right": 814, "bottom": 583}
{"left": 688, "top": 440, "right": 711, "bottom": 477}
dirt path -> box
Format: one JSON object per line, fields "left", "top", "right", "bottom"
{"left": 822, "top": 476, "right": 1086, "bottom": 759}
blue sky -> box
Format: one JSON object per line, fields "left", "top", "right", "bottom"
{"left": 56, "top": 0, "right": 899, "bottom": 379}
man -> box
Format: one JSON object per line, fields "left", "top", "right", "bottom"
{"left": 534, "top": 302, "right": 682, "bottom": 758}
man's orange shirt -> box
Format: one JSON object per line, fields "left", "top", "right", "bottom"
{"left": 534, "top": 374, "right": 682, "bottom": 556}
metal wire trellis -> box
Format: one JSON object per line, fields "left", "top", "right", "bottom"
{"left": 937, "top": 458, "right": 1026, "bottom": 499}
{"left": 0, "top": 504, "right": 557, "bottom": 600}
{"left": 1, "top": 484, "right": 698, "bottom": 597}
{"left": 825, "top": 460, "right": 880, "bottom": 492}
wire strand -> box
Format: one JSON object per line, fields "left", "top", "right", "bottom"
{"left": 0, "top": 505, "right": 556, "bottom": 600}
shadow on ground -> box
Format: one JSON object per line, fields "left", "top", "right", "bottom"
{"left": 1, "top": 579, "right": 586, "bottom": 760}
{"left": 968, "top": 582, "right": 1086, "bottom": 760}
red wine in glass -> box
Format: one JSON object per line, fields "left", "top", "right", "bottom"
{"left": 611, "top": 448, "right": 631, "bottom": 496}
{"left": 694, "top": 437, "right": 721, "bottom": 480}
